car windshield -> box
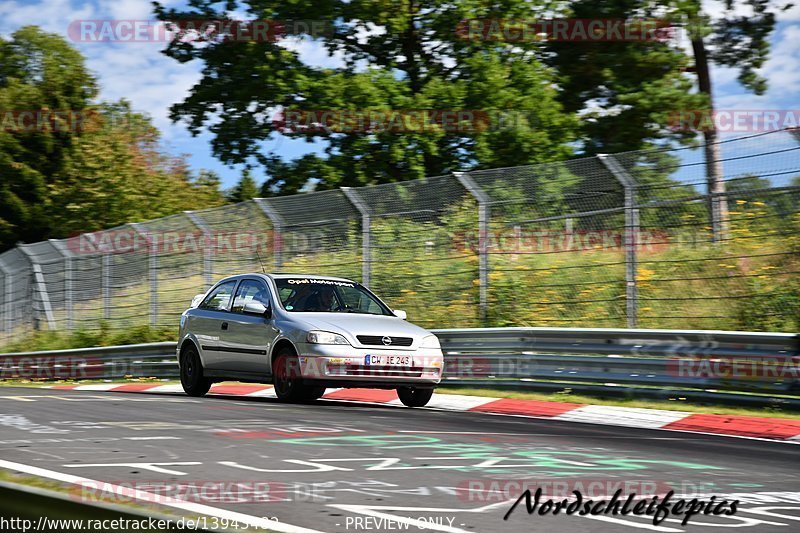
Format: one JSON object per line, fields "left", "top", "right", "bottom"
{"left": 274, "top": 278, "right": 392, "bottom": 315}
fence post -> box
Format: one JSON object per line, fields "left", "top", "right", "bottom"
{"left": 341, "top": 188, "right": 371, "bottom": 287}
{"left": 49, "top": 239, "right": 74, "bottom": 330}
{"left": 17, "top": 246, "right": 56, "bottom": 330}
{"left": 598, "top": 154, "right": 639, "bottom": 328}
{"left": 131, "top": 223, "right": 157, "bottom": 327}
{"left": 185, "top": 211, "right": 213, "bottom": 288}
{"left": 102, "top": 252, "right": 112, "bottom": 321}
{"left": 0, "top": 263, "right": 10, "bottom": 334}
{"left": 453, "top": 172, "right": 491, "bottom": 323}
{"left": 254, "top": 199, "right": 284, "bottom": 270}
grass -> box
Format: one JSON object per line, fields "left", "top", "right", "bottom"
{"left": 0, "top": 470, "right": 176, "bottom": 518}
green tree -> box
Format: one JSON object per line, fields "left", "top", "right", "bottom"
{"left": 49, "top": 100, "right": 227, "bottom": 235}
{"left": 0, "top": 26, "right": 97, "bottom": 249}
{"left": 0, "top": 27, "right": 227, "bottom": 249}
{"left": 227, "top": 169, "right": 259, "bottom": 202}
{"left": 545, "top": 0, "right": 706, "bottom": 155}
{"left": 154, "top": 0, "right": 577, "bottom": 194}
{"left": 670, "top": 0, "right": 785, "bottom": 239}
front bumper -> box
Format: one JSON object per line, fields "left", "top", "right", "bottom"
{"left": 296, "top": 342, "right": 443, "bottom": 386}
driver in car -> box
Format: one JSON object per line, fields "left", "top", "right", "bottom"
{"left": 305, "top": 287, "right": 340, "bottom": 312}
{"left": 253, "top": 288, "right": 271, "bottom": 306}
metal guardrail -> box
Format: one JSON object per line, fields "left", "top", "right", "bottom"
{"left": 436, "top": 328, "right": 800, "bottom": 391}
{"left": 0, "top": 328, "right": 798, "bottom": 406}
{"left": 0, "top": 342, "right": 179, "bottom": 380}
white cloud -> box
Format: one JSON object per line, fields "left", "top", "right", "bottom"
{"left": 279, "top": 36, "right": 345, "bottom": 69}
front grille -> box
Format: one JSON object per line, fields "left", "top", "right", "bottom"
{"left": 344, "top": 365, "right": 423, "bottom": 377}
{"left": 357, "top": 335, "right": 414, "bottom": 347}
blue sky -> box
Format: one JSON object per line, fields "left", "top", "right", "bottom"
{"left": 1, "top": 0, "right": 798, "bottom": 189}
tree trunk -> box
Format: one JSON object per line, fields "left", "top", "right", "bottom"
{"left": 691, "top": 36, "right": 729, "bottom": 243}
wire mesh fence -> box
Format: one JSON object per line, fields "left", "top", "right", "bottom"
{"left": 1, "top": 129, "right": 798, "bottom": 345}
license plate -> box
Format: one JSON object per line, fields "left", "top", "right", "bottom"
{"left": 364, "top": 354, "right": 411, "bottom": 367}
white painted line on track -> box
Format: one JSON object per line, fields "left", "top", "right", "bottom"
{"left": 581, "top": 514, "right": 684, "bottom": 531}
{"left": 245, "top": 388, "right": 277, "bottom": 398}
{"left": 72, "top": 384, "right": 123, "bottom": 391}
{"left": 0, "top": 459, "right": 325, "bottom": 533}
{"left": 554, "top": 405, "right": 692, "bottom": 429}
{"left": 425, "top": 394, "right": 497, "bottom": 411}
{"left": 145, "top": 384, "right": 186, "bottom": 393}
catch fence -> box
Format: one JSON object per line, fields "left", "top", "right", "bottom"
{"left": 1, "top": 129, "right": 798, "bottom": 344}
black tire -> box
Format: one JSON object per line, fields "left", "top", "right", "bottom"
{"left": 273, "top": 348, "right": 306, "bottom": 402}
{"left": 180, "top": 345, "right": 212, "bottom": 397}
{"left": 301, "top": 385, "right": 327, "bottom": 401}
{"left": 397, "top": 387, "right": 434, "bottom": 407}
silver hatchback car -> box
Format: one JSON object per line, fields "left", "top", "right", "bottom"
{"left": 177, "top": 274, "right": 443, "bottom": 407}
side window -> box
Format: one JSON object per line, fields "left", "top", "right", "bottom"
{"left": 231, "top": 280, "right": 271, "bottom": 313}
{"left": 199, "top": 281, "right": 237, "bottom": 311}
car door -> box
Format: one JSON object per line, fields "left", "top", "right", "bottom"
{"left": 189, "top": 279, "right": 238, "bottom": 371}
{"left": 218, "top": 278, "right": 277, "bottom": 375}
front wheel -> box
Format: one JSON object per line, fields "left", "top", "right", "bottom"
{"left": 180, "top": 345, "right": 212, "bottom": 397}
{"left": 274, "top": 349, "right": 321, "bottom": 402}
{"left": 397, "top": 387, "right": 434, "bottom": 407}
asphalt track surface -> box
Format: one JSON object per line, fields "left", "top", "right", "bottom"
{"left": 0, "top": 386, "right": 798, "bottom": 533}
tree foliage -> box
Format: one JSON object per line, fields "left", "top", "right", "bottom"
{"left": 227, "top": 168, "right": 260, "bottom": 202}
{"left": 0, "top": 27, "right": 226, "bottom": 251}
{"left": 154, "top": 0, "right": 578, "bottom": 194}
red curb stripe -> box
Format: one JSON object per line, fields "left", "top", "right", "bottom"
{"left": 110, "top": 383, "right": 164, "bottom": 392}
{"left": 323, "top": 388, "right": 399, "bottom": 403}
{"left": 663, "top": 414, "right": 800, "bottom": 439}
{"left": 210, "top": 384, "right": 271, "bottom": 395}
{"left": 469, "top": 398, "right": 585, "bottom": 417}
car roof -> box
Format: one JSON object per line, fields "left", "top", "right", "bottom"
{"left": 217, "top": 273, "right": 358, "bottom": 284}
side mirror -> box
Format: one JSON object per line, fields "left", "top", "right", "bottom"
{"left": 393, "top": 309, "right": 407, "bottom": 320}
{"left": 243, "top": 301, "right": 271, "bottom": 318}
{"left": 190, "top": 294, "right": 205, "bottom": 308}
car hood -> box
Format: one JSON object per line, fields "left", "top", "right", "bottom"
{"left": 292, "top": 313, "right": 432, "bottom": 343}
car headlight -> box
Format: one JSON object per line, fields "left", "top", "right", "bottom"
{"left": 420, "top": 335, "right": 441, "bottom": 349}
{"left": 307, "top": 331, "right": 350, "bottom": 345}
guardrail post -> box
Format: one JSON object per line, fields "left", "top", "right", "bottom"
{"left": 341, "top": 188, "right": 372, "bottom": 287}
{"left": 17, "top": 247, "right": 56, "bottom": 331}
{"left": 598, "top": 154, "right": 639, "bottom": 328}
{"left": 454, "top": 172, "right": 491, "bottom": 323}
{"left": 185, "top": 211, "right": 213, "bottom": 288}
{"left": 49, "top": 239, "right": 74, "bottom": 330}
{"left": 254, "top": 199, "right": 284, "bottom": 270}
{"left": 131, "top": 223, "right": 157, "bottom": 326}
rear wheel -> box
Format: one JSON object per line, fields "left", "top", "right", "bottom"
{"left": 180, "top": 345, "right": 212, "bottom": 397}
{"left": 397, "top": 387, "right": 434, "bottom": 407}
